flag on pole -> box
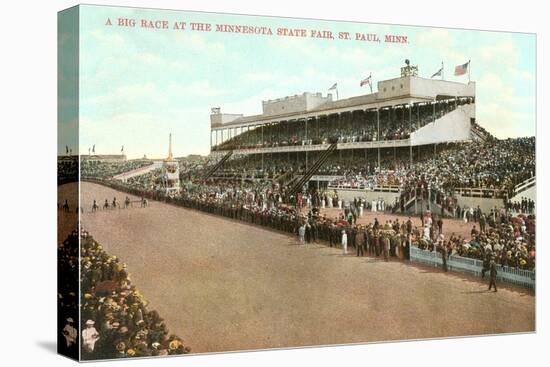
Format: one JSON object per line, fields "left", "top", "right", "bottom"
{"left": 360, "top": 75, "right": 371, "bottom": 87}
{"left": 454, "top": 60, "right": 470, "bottom": 76}
{"left": 431, "top": 65, "right": 443, "bottom": 78}
{"left": 65, "top": 145, "right": 69, "bottom": 154}
{"left": 92, "top": 144, "right": 95, "bottom": 153}
{"left": 360, "top": 74, "right": 373, "bottom": 93}
{"left": 328, "top": 83, "right": 338, "bottom": 100}
{"left": 121, "top": 145, "right": 124, "bottom": 153}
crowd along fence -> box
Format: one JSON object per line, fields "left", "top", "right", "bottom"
{"left": 409, "top": 246, "right": 535, "bottom": 289}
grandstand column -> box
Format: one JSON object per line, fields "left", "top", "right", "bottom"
{"left": 316, "top": 116, "right": 320, "bottom": 139}
{"left": 409, "top": 103, "right": 413, "bottom": 167}
{"left": 377, "top": 108, "right": 380, "bottom": 170}
{"left": 337, "top": 113, "right": 342, "bottom": 159}
{"left": 417, "top": 102, "right": 420, "bottom": 128}
{"left": 432, "top": 99, "right": 436, "bottom": 123}
{"left": 305, "top": 118, "right": 309, "bottom": 170}
{"left": 261, "top": 124, "right": 264, "bottom": 170}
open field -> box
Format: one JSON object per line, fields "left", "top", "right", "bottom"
{"left": 65, "top": 182, "right": 535, "bottom": 353}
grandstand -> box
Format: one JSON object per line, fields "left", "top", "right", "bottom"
{"left": 200, "top": 65, "right": 534, "bottom": 214}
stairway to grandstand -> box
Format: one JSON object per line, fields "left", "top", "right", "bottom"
{"left": 470, "top": 122, "right": 494, "bottom": 142}
{"left": 287, "top": 143, "right": 337, "bottom": 197}
{"left": 274, "top": 170, "right": 293, "bottom": 185}
{"left": 401, "top": 190, "right": 454, "bottom": 217}
{"left": 202, "top": 151, "right": 233, "bottom": 180}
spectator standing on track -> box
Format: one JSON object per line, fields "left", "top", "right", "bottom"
{"left": 382, "top": 233, "right": 390, "bottom": 262}
{"left": 356, "top": 226, "right": 365, "bottom": 257}
{"left": 479, "top": 214, "right": 486, "bottom": 233}
{"left": 438, "top": 235, "right": 448, "bottom": 272}
{"left": 298, "top": 224, "right": 305, "bottom": 245}
{"left": 341, "top": 230, "right": 348, "bottom": 255}
{"left": 488, "top": 257, "right": 498, "bottom": 292}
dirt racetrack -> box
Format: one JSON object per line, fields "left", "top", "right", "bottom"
{"left": 74, "top": 182, "right": 534, "bottom": 353}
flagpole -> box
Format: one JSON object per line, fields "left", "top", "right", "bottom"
{"left": 468, "top": 60, "right": 471, "bottom": 83}
{"left": 441, "top": 61, "right": 444, "bottom": 80}
{"left": 369, "top": 73, "right": 373, "bottom": 94}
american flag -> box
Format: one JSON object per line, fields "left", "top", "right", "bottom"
{"left": 328, "top": 83, "right": 337, "bottom": 90}
{"left": 454, "top": 61, "right": 470, "bottom": 76}
{"left": 360, "top": 75, "right": 371, "bottom": 87}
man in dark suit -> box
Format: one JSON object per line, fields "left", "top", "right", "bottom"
{"left": 488, "top": 257, "right": 498, "bottom": 292}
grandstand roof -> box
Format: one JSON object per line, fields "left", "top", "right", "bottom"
{"left": 212, "top": 76, "right": 475, "bottom": 130}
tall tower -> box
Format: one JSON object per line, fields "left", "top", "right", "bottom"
{"left": 162, "top": 133, "right": 180, "bottom": 196}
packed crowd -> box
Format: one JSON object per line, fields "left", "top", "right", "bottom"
{"left": 76, "top": 229, "right": 189, "bottom": 359}
{"left": 324, "top": 137, "right": 535, "bottom": 205}
{"left": 81, "top": 160, "right": 154, "bottom": 179}
{"left": 414, "top": 209, "right": 536, "bottom": 271}
{"left": 404, "top": 137, "right": 535, "bottom": 196}
{"left": 212, "top": 97, "right": 470, "bottom": 151}
{"left": 212, "top": 135, "right": 534, "bottom": 203}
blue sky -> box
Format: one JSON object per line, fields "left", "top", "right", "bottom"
{"left": 70, "top": 5, "right": 536, "bottom": 158}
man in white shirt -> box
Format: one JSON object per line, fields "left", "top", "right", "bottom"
{"left": 341, "top": 230, "right": 348, "bottom": 255}
{"left": 298, "top": 224, "right": 305, "bottom": 245}
{"left": 82, "top": 320, "right": 100, "bottom": 353}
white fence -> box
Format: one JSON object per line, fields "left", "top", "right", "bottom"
{"left": 409, "top": 247, "right": 535, "bottom": 289}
